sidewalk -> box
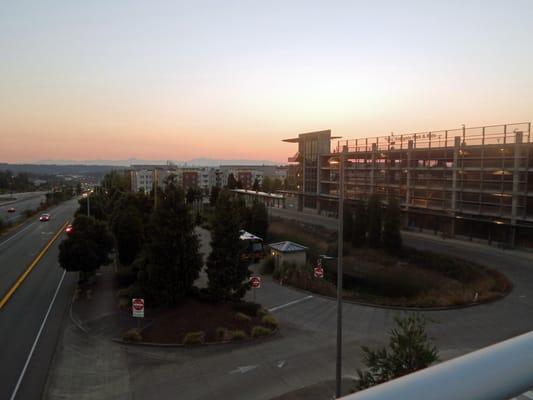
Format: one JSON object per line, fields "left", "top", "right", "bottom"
{"left": 44, "top": 265, "right": 135, "bottom": 400}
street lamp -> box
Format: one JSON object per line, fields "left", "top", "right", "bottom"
{"left": 328, "top": 145, "right": 347, "bottom": 398}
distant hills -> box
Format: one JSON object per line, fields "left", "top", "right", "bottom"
{"left": 0, "top": 158, "right": 283, "bottom": 176}
{"left": 33, "top": 157, "right": 281, "bottom": 167}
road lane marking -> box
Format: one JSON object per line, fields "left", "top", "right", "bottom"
{"left": 268, "top": 295, "right": 314, "bottom": 312}
{"left": 0, "top": 222, "right": 36, "bottom": 247}
{"left": 229, "top": 365, "right": 258, "bottom": 374}
{"left": 9, "top": 269, "right": 66, "bottom": 400}
{"left": 0, "top": 221, "right": 68, "bottom": 310}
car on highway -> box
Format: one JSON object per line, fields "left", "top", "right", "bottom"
{"left": 7, "top": 207, "right": 16, "bottom": 213}
{"left": 65, "top": 224, "right": 73, "bottom": 234}
{"left": 39, "top": 213, "right": 51, "bottom": 222}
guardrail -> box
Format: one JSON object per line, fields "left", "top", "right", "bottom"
{"left": 343, "top": 331, "right": 533, "bottom": 400}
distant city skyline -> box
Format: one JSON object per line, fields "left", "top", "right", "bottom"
{"left": 1, "top": 0, "right": 532, "bottom": 163}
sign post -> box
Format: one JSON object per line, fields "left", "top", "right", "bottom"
{"left": 132, "top": 298, "right": 144, "bottom": 329}
{"left": 249, "top": 276, "right": 261, "bottom": 302}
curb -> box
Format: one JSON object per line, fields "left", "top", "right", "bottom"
{"left": 272, "top": 278, "right": 513, "bottom": 312}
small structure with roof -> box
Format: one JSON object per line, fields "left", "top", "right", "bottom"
{"left": 268, "top": 241, "right": 308, "bottom": 268}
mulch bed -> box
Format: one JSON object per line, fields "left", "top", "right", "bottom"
{"left": 141, "top": 300, "right": 268, "bottom": 343}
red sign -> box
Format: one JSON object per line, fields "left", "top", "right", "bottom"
{"left": 132, "top": 298, "right": 144, "bottom": 317}
{"left": 249, "top": 276, "right": 261, "bottom": 289}
{"left": 314, "top": 267, "right": 324, "bottom": 279}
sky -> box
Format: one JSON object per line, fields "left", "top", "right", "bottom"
{"left": 1, "top": 0, "right": 532, "bottom": 163}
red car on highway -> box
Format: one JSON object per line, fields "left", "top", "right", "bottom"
{"left": 7, "top": 207, "right": 16, "bottom": 213}
{"left": 39, "top": 213, "right": 50, "bottom": 222}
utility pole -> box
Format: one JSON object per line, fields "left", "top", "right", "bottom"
{"left": 336, "top": 145, "right": 347, "bottom": 398}
{"left": 87, "top": 192, "right": 90, "bottom": 217}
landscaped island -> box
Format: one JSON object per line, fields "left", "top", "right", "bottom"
{"left": 267, "top": 210, "right": 511, "bottom": 308}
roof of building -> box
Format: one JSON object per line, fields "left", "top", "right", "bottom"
{"left": 239, "top": 230, "right": 263, "bottom": 241}
{"left": 268, "top": 241, "right": 308, "bottom": 253}
{"left": 231, "top": 189, "right": 284, "bottom": 199}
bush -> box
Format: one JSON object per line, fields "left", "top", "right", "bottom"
{"left": 235, "top": 312, "right": 252, "bottom": 322}
{"left": 192, "top": 287, "right": 223, "bottom": 304}
{"left": 117, "top": 286, "right": 132, "bottom": 299}
{"left": 230, "top": 330, "right": 247, "bottom": 341}
{"left": 232, "top": 301, "right": 261, "bottom": 317}
{"left": 122, "top": 328, "right": 142, "bottom": 342}
{"left": 260, "top": 256, "right": 276, "bottom": 275}
{"left": 182, "top": 331, "right": 205, "bottom": 345}
{"left": 113, "top": 268, "right": 137, "bottom": 288}
{"left": 215, "top": 327, "right": 227, "bottom": 341}
{"left": 261, "top": 314, "right": 279, "bottom": 329}
{"left": 257, "top": 308, "right": 268, "bottom": 318}
{"left": 251, "top": 326, "right": 272, "bottom": 338}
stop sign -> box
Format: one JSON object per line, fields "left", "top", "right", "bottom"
{"left": 249, "top": 276, "right": 261, "bottom": 288}
{"left": 132, "top": 298, "right": 144, "bottom": 318}
{"left": 314, "top": 267, "right": 324, "bottom": 279}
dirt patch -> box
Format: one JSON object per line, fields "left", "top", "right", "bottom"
{"left": 140, "top": 300, "right": 274, "bottom": 344}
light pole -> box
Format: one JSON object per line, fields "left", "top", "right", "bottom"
{"left": 87, "top": 191, "right": 90, "bottom": 217}
{"left": 329, "top": 145, "right": 347, "bottom": 398}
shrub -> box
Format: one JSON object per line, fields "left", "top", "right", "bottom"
{"left": 215, "top": 327, "right": 227, "bottom": 341}
{"left": 193, "top": 287, "right": 222, "bottom": 304}
{"left": 257, "top": 308, "right": 268, "bottom": 318}
{"left": 230, "top": 330, "right": 247, "bottom": 341}
{"left": 117, "top": 286, "right": 132, "bottom": 299}
{"left": 232, "top": 301, "right": 261, "bottom": 317}
{"left": 122, "top": 328, "right": 142, "bottom": 342}
{"left": 261, "top": 314, "right": 279, "bottom": 329}
{"left": 235, "top": 312, "right": 252, "bottom": 322}
{"left": 182, "top": 331, "right": 205, "bottom": 345}
{"left": 251, "top": 326, "right": 272, "bottom": 338}
{"left": 113, "top": 268, "right": 137, "bottom": 288}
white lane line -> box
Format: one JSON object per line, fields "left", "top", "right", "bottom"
{"left": 0, "top": 222, "right": 36, "bottom": 247}
{"left": 9, "top": 269, "right": 66, "bottom": 400}
{"left": 523, "top": 392, "right": 533, "bottom": 399}
{"left": 268, "top": 295, "right": 314, "bottom": 312}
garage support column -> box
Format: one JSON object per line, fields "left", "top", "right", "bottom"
{"left": 511, "top": 131, "right": 523, "bottom": 247}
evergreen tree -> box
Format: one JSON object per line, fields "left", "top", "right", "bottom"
{"left": 186, "top": 186, "right": 196, "bottom": 204}
{"left": 352, "top": 201, "right": 367, "bottom": 247}
{"left": 248, "top": 201, "right": 269, "bottom": 239}
{"left": 227, "top": 173, "right": 237, "bottom": 189}
{"left": 383, "top": 197, "right": 403, "bottom": 254}
{"left": 262, "top": 176, "right": 273, "bottom": 193}
{"left": 111, "top": 205, "right": 144, "bottom": 266}
{"left": 138, "top": 180, "right": 202, "bottom": 306}
{"left": 252, "top": 178, "right": 260, "bottom": 191}
{"left": 207, "top": 191, "right": 249, "bottom": 301}
{"left": 357, "top": 314, "right": 439, "bottom": 390}
{"left": 367, "top": 194, "right": 382, "bottom": 247}
{"left": 209, "top": 186, "right": 220, "bottom": 206}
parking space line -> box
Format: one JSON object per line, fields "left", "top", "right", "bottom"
{"left": 268, "top": 295, "right": 314, "bottom": 312}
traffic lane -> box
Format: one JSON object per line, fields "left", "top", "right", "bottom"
{"left": 0, "top": 191, "right": 47, "bottom": 204}
{"left": 0, "top": 199, "right": 78, "bottom": 301}
{"left": 0, "top": 233, "right": 76, "bottom": 400}
{"left": 0, "top": 195, "right": 47, "bottom": 224}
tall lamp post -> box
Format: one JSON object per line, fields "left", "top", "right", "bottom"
{"left": 329, "top": 144, "right": 347, "bottom": 398}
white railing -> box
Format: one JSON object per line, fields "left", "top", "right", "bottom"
{"left": 343, "top": 331, "right": 533, "bottom": 400}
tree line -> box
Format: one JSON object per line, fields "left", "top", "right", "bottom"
{"left": 58, "top": 171, "right": 269, "bottom": 306}
{"left": 343, "top": 194, "right": 402, "bottom": 255}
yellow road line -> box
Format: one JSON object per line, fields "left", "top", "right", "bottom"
{"left": 0, "top": 220, "right": 69, "bottom": 310}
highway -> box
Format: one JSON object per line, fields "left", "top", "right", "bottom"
{"left": 0, "top": 198, "right": 78, "bottom": 400}
{"left": 0, "top": 192, "right": 47, "bottom": 225}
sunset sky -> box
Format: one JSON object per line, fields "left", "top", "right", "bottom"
{"left": 1, "top": 0, "right": 532, "bottom": 163}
